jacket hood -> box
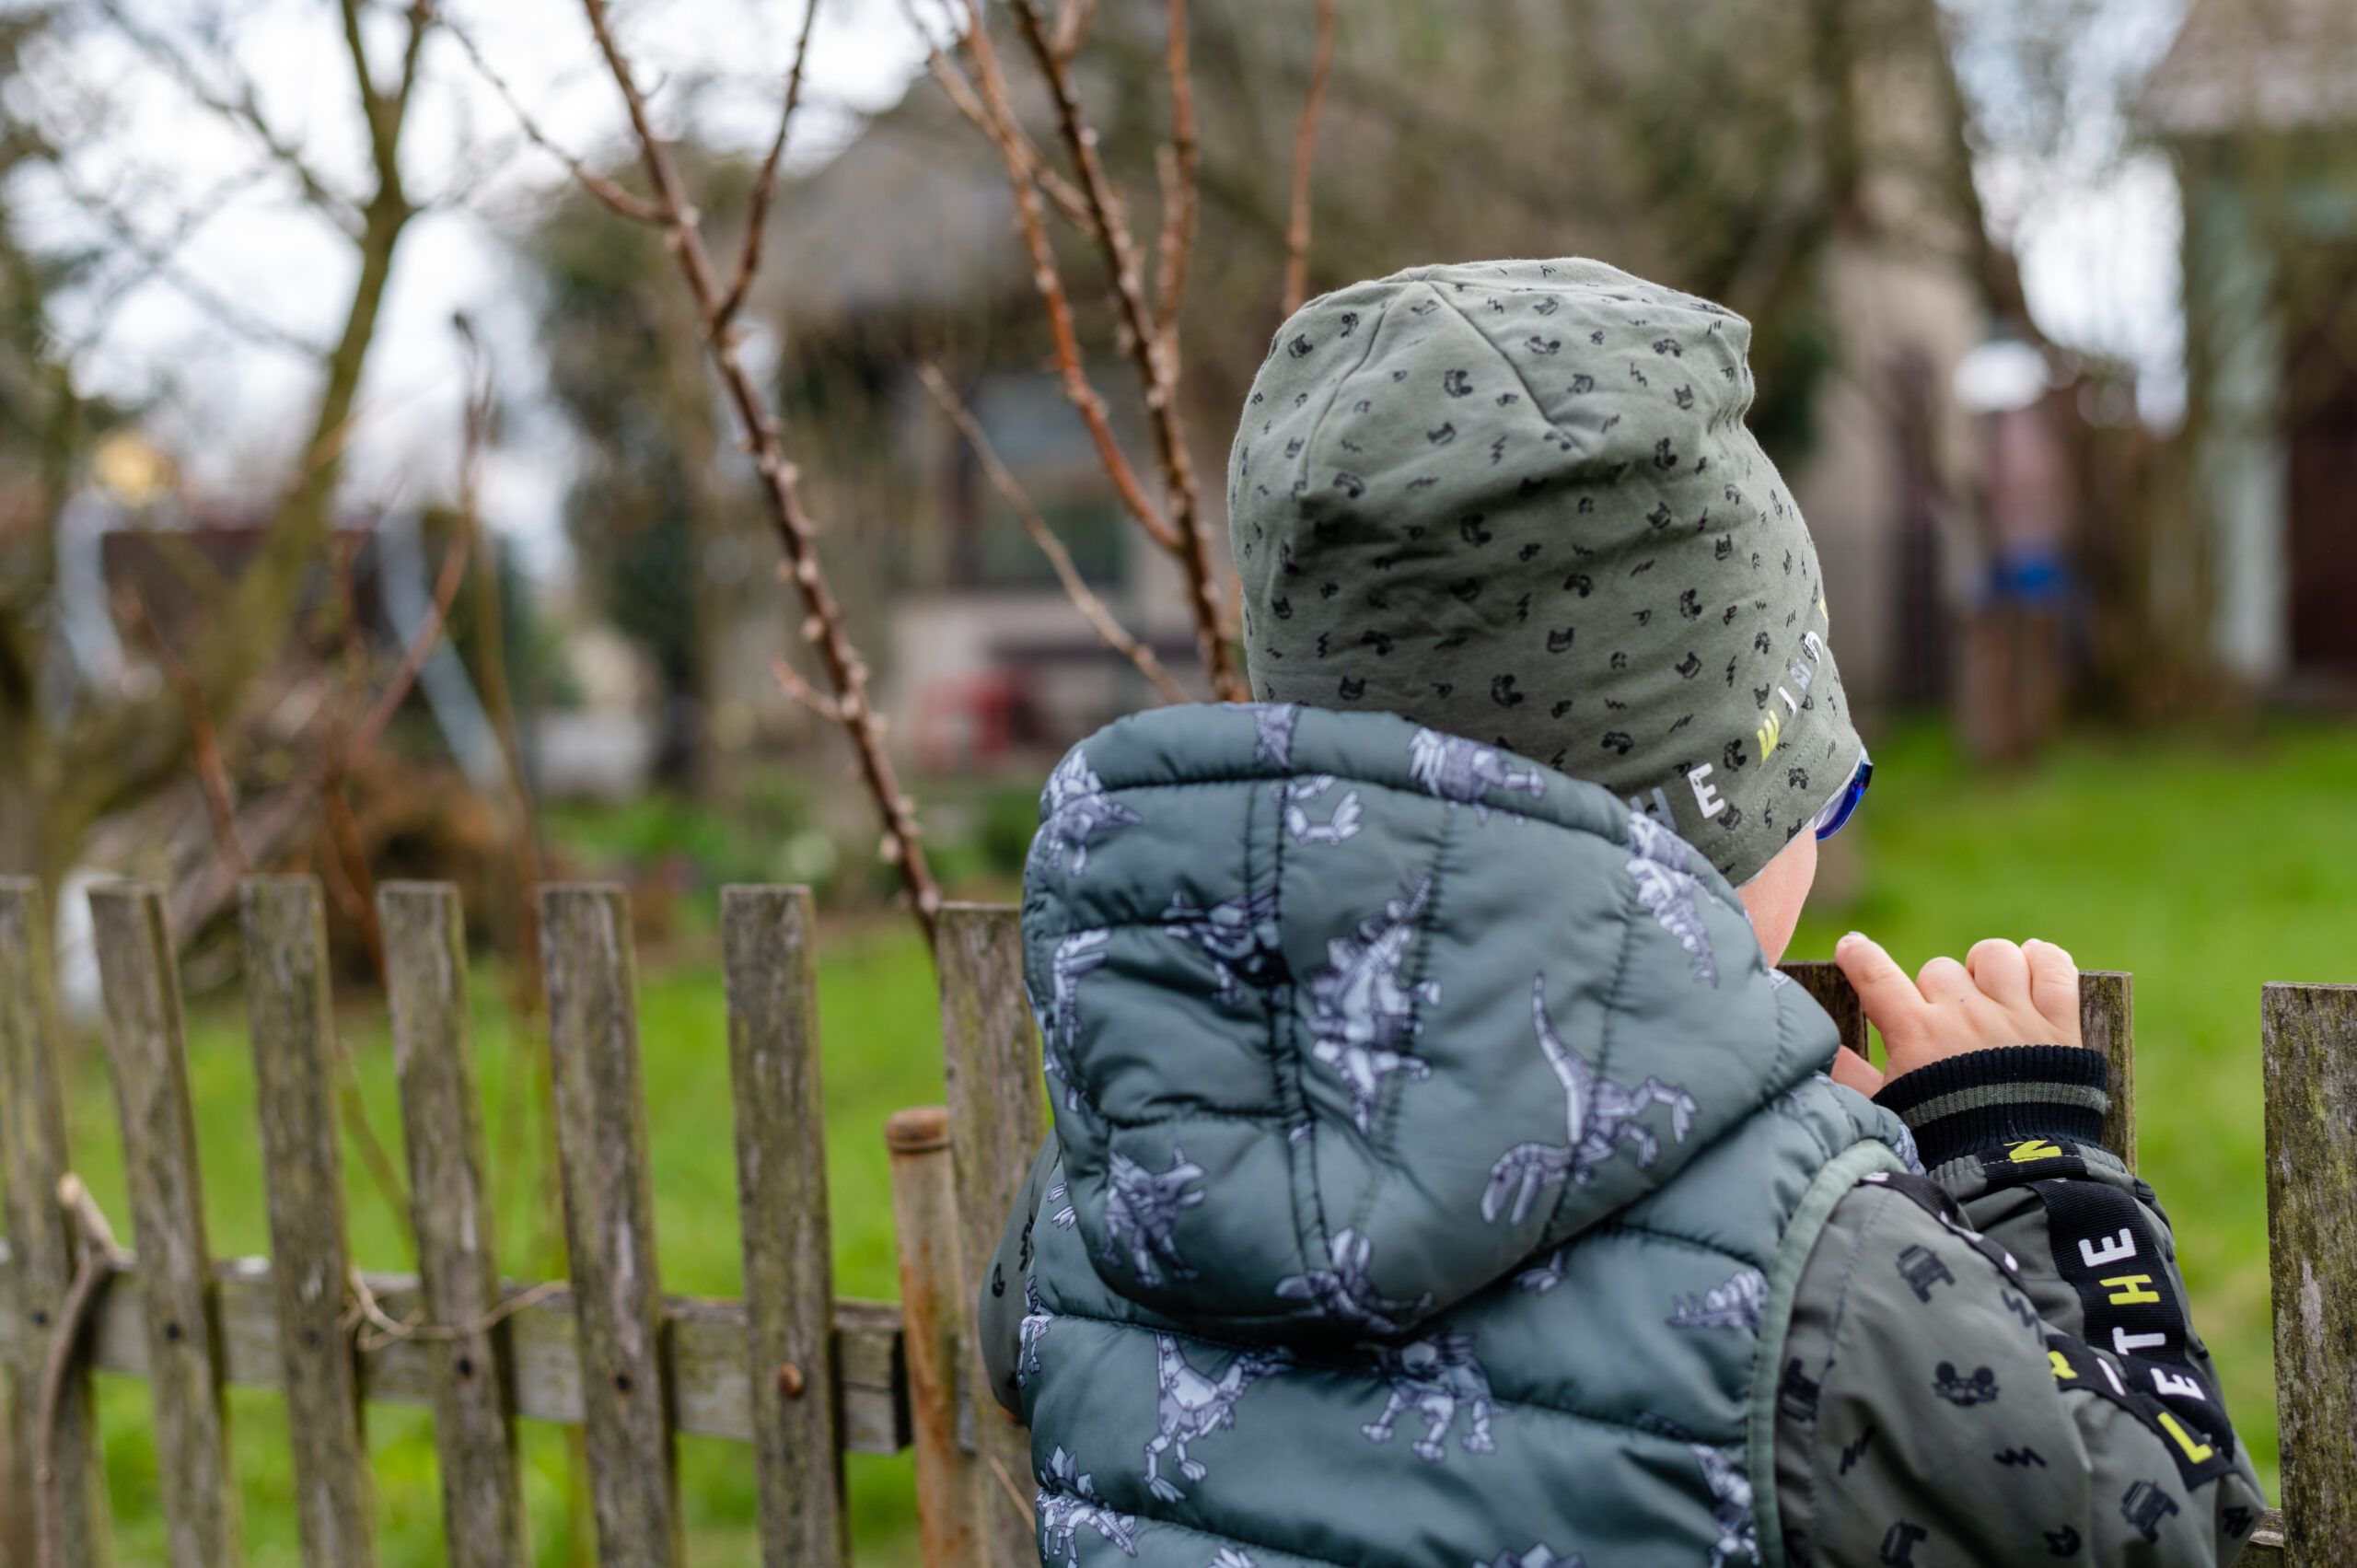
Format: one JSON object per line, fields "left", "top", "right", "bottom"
{"left": 1023, "top": 702, "right": 1842, "bottom": 1346}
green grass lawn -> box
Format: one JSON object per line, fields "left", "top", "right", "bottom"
{"left": 31, "top": 715, "right": 2353, "bottom": 1559}
{"left": 59, "top": 926, "right": 946, "bottom": 1567}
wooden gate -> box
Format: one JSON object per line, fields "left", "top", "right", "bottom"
{"left": 0, "top": 876, "right": 2348, "bottom": 1565}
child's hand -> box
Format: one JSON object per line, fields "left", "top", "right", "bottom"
{"left": 1833, "top": 933, "right": 2084, "bottom": 1086}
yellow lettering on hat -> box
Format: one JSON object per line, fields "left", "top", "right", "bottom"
{"left": 1756, "top": 711, "right": 1782, "bottom": 761}
{"left": 2008, "top": 1139, "right": 2063, "bottom": 1163}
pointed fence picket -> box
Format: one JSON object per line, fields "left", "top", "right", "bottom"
{"left": 0, "top": 877, "right": 2342, "bottom": 1566}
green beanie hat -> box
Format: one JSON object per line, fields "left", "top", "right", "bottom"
{"left": 1226, "top": 257, "right": 1862, "bottom": 886}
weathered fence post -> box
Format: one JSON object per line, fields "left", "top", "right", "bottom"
{"left": 87, "top": 882, "right": 240, "bottom": 1568}
{"left": 380, "top": 882, "right": 528, "bottom": 1568}
{"left": 2262, "top": 982, "right": 2357, "bottom": 1566}
{"left": 541, "top": 885, "right": 681, "bottom": 1568}
{"left": 888, "top": 1107, "right": 991, "bottom": 1568}
{"left": 240, "top": 877, "right": 377, "bottom": 1568}
{"left": 938, "top": 902, "right": 1044, "bottom": 1567}
{"left": 1778, "top": 961, "right": 1865, "bottom": 1061}
{"left": 2080, "top": 971, "right": 2134, "bottom": 1171}
{"left": 721, "top": 886, "right": 848, "bottom": 1568}
{"left": 0, "top": 879, "right": 107, "bottom": 1568}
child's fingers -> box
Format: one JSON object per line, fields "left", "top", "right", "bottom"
{"left": 2022, "top": 938, "right": 2084, "bottom": 1046}
{"left": 1965, "top": 938, "right": 2031, "bottom": 1008}
{"left": 1835, "top": 932, "right": 1926, "bottom": 1041}
{"left": 1915, "top": 954, "right": 1976, "bottom": 1005}
{"left": 1829, "top": 1044, "right": 1885, "bottom": 1097}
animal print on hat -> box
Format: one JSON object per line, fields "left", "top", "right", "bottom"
{"left": 1227, "top": 258, "right": 1864, "bottom": 886}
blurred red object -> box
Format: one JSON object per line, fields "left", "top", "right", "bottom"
{"left": 911, "top": 669, "right": 1043, "bottom": 772}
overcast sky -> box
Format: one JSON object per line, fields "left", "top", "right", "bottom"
{"left": 17, "top": 0, "right": 2192, "bottom": 579}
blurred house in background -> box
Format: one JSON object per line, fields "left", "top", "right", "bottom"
{"left": 756, "top": 83, "right": 1198, "bottom": 773}
{"left": 751, "top": 0, "right": 2026, "bottom": 772}
{"left": 2148, "top": 0, "right": 2357, "bottom": 693}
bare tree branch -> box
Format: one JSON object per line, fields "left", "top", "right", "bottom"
{"left": 562, "top": 0, "right": 944, "bottom": 943}
{"left": 433, "top": 6, "right": 667, "bottom": 224}
{"left": 1004, "top": 0, "right": 1245, "bottom": 699}
{"left": 1051, "top": 0, "right": 1100, "bottom": 61}
{"left": 920, "top": 363, "right": 1189, "bottom": 704}
{"left": 713, "top": 0, "right": 824, "bottom": 331}
{"left": 1283, "top": 0, "right": 1339, "bottom": 318}
{"left": 920, "top": 6, "right": 1180, "bottom": 553}
{"left": 57, "top": 172, "right": 333, "bottom": 359}
{"left": 448, "top": 314, "right": 548, "bottom": 1009}
{"left": 1152, "top": 0, "right": 1200, "bottom": 352}
{"left": 87, "top": 0, "right": 366, "bottom": 237}
{"left": 767, "top": 656, "right": 842, "bottom": 723}
{"left": 118, "top": 590, "right": 248, "bottom": 878}
{"left": 903, "top": 6, "right": 1099, "bottom": 237}
{"left": 340, "top": 524, "right": 470, "bottom": 772}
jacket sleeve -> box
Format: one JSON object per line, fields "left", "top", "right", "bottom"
{"left": 979, "top": 1132, "right": 1062, "bottom": 1419}
{"left": 1773, "top": 1047, "right": 2267, "bottom": 1567}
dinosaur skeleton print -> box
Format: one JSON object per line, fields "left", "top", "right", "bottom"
{"left": 1667, "top": 1267, "right": 1767, "bottom": 1332}
{"left": 1483, "top": 976, "right": 1699, "bottom": 1224}
{"left": 1306, "top": 879, "right": 1442, "bottom": 1132}
{"left": 1039, "top": 1446, "right": 1140, "bottom": 1566}
{"left": 1689, "top": 1441, "right": 1759, "bottom": 1568}
{"left": 1624, "top": 813, "right": 1723, "bottom": 986}
{"left": 1036, "top": 748, "right": 1141, "bottom": 877}
{"left": 1164, "top": 888, "right": 1290, "bottom": 1008}
{"left": 1280, "top": 775, "right": 1364, "bottom": 845}
{"left": 1102, "top": 1148, "right": 1206, "bottom": 1287}
{"left": 1274, "top": 1226, "right": 1433, "bottom": 1333}
{"left": 1480, "top": 1548, "right": 1585, "bottom": 1568}
{"left": 1360, "top": 1331, "right": 1501, "bottom": 1463}
{"left": 1018, "top": 1272, "right": 1051, "bottom": 1388}
{"left": 1040, "top": 930, "right": 1111, "bottom": 1114}
{"left": 1144, "top": 1333, "right": 1291, "bottom": 1502}
{"left": 1249, "top": 703, "right": 1300, "bottom": 768}
{"left": 1408, "top": 728, "right": 1545, "bottom": 821}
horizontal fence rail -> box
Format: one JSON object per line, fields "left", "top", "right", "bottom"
{"left": 0, "top": 876, "right": 938, "bottom": 1568}
{"left": 0, "top": 876, "right": 2344, "bottom": 1566}
{"left": 0, "top": 1251, "right": 911, "bottom": 1450}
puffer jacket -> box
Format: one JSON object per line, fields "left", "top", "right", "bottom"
{"left": 982, "top": 703, "right": 2264, "bottom": 1567}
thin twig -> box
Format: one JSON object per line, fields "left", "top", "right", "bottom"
{"left": 449, "top": 316, "right": 547, "bottom": 1011}
{"left": 1050, "top": 0, "right": 1099, "bottom": 60}
{"left": 712, "top": 0, "right": 824, "bottom": 330}
{"left": 988, "top": 1453, "right": 1036, "bottom": 1527}
{"left": 56, "top": 165, "right": 333, "bottom": 358}
{"left": 433, "top": 6, "right": 666, "bottom": 224}
{"left": 88, "top": 0, "right": 366, "bottom": 236}
{"left": 768, "top": 656, "right": 844, "bottom": 723}
{"left": 902, "top": 7, "right": 1098, "bottom": 237}
{"left": 918, "top": 6, "right": 1178, "bottom": 552}
{"left": 118, "top": 590, "right": 248, "bottom": 877}
{"left": 340, "top": 526, "right": 470, "bottom": 772}
{"left": 1005, "top": 0, "right": 1245, "bottom": 699}
{"left": 1282, "top": 0, "right": 1340, "bottom": 318}
{"left": 343, "top": 1268, "right": 569, "bottom": 1354}
{"left": 564, "top": 0, "right": 942, "bottom": 944}
{"left": 321, "top": 784, "right": 389, "bottom": 987}
{"left": 34, "top": 1176, "right": 123, "bottom": 1568}
{"left": 919, "top": 363, "right": 1188, "bottom": 703}
{"left": 1152, "top": 0, "right": 1199, "bottom": 352}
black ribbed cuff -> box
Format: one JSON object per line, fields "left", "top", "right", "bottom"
{"left": 1872, "top": 1045, "right": 2110, "bottom": 1170}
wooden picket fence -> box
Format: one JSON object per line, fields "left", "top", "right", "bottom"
{"left": 0, "top": 873, "right": 2348, "bottom": 1567}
